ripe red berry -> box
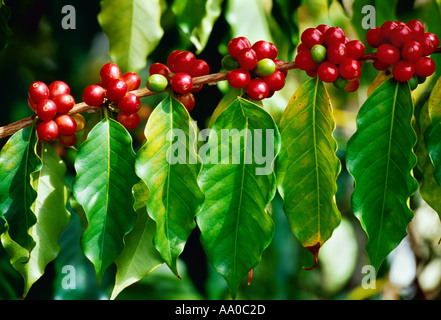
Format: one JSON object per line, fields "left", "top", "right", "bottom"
{"left": 175, "top": 92, "right": 196, "bottom": 112}
{"left": 37, "top": 99, "right": 58, "bottom": 120}
{"left": 228, "top": 36, "right": 251, "bottom": 60}
{"left": 393, "top": 60, "right": 415, "bottom": 82}
{"left": 318, "top": 62, "right": 339, "bottom": 83}
{"left": 173, "top": 51, "right": 196, "bottom": 73}
{"left": 149, "top": 62, "right": 172, "bottom": 78}
{"left": 346, "top": 40, "right": 366, "bottom": 60}
{"left": 366, "top": 27, "right": 385, "bottom": 48}
{"left": 376, "top": 44, "right": 401, "bottom": 65}
{"left": 295, "top": 50, "right": 318, "bottom": 72}
{"left": 406, "top": 20, "right": 425, "bottom": 41}
{"left": 237, "top": 48, "right": 258, "bottom": 71}
{"left": 327, "top": 42, "right": 348, "bottom": 65}
{"left": 48, "top": 81, "right": 70, "bottom": 98}
{"left": 419, "top": 33, "right": 440, "bottom": 56}
{"left": 401, "top": 40, "right": 423, "bottom": 62}
{"left": 53, "top": 93, "right": 75, "bottom": 114}
{"left": 117, "top": 112, "right": 140, "bottom": 130}
{"left": 188, "top": 59, "right": 210, "bottom": 77}
{"left": 251, "top": 40, "right": 278, "bottom": 60}
{"left": 228, "top": 69, "right": 251, "bottom": 89}
{"left": 338, "top": 58, "right": 361, "bottom": 80}
{"left": 58, "top": 134, "right": 77, "bottom": 147}
{"left": 54, "top": 114, "right": 77, "bottom": 136}
{"left": 263, "top": 70, "right": 286, "bottom": 91}
{"left": 274, "top": 59, "right": 288, "bottom": 77}
{"left": 414, "top": 57, "right": 436, "bottom": 77}
{"left": 121, "top": 72, "right": 141, "bottom": 91}
{"left": 301, "top": 28, "right": 323, "bottom": 49}
{"left": 29, "top": 81, "right": 50, "bottom": 104}
{"left": 373, "top": 60, "right": 391, "bottom": 71}
{"left": 380, "top": 21, "right": 398, "bottom": 40}
{"left": 323, "top": 27, "right": 345, "bottom": 47}
{"left": 390, "top": 25, "right": 413, "bottom": 48}
{"left": 100, "top": 62, "right": 122, "bottom": 87}
{"left": 316, "top": 24, "right": 330, "bottom": 34}
{"left": 106, "top": 79, "right": 128, "bottom": 101}
{"left": 28, "top": 97, "right": 38, "bottom": 112}
{"left": 297, "top": 43, "right": 308, "bottom": 53}
{"left": 37, "top": 120, "right": 59, "bottom": 142}
{"left": 344, "top": 79, "right": 360, "bottom": 93}
{"left": 118, "top": 93, "right": 141, "bottom": 114}
{"left": 83, "top": 84, "right": 106, "bottom": 106}
{"left": 170, "top": 72, "right": 194, "bottom": 94}
{"left": 167, "top": 50, "right": 182, "bottom": 73}
{"left": 246, "top": 79, "right": 269, "bottom": 101}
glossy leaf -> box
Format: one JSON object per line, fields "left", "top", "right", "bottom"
{"left": 0, "top": 125, "right": 39, "bottom": 252}
{"left": 135, "top": 95, "right": 204, "bottom": 277}
{"left": 1, "top": 142, "right": 70, "bottom": 297}
{"left": 98, "top": 0, "right": 164, "bottom": 73}
{"left": 72, "top": 116, "right": 137, "bottom": 283}
{"left": 346, "top": 79, "right": 418, "bottom": 271}
{"left": 110, "top": 180, "right": 163, "bottom": 300}
{"left": 276, "top": 77, "right": 341, "bottom": 268}
{"left": 197, "top": 96, "right": 280, "bottom": 298}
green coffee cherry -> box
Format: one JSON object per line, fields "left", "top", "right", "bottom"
{"left": 333, "top": 76, "right": 348, "bottom": 90}
{"left": 255, "top": 58, "right": 276, "bottom": 77}
{"left": 147, "top": 74, "right": 168, "bottom": 92}
{"left": 221, "top": 55, "right": 240, "bottom": 70}
{"left": 311, "top": 44, "right": 327, "bottom": 64}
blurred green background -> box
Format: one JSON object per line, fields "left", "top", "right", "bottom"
{"left": 1, "top": 0, "right": 441, "bottom": 300}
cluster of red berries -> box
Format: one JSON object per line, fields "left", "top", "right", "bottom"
{"left": 222, "top": 37, "right": 286, "bottom": 101}
{"left": 146, "top": 50, "right": 210, "bottom": 111}
{"left": 367, "top": 20, "right": 438, "bottom": 86}
{"left": 295, "top": 25, "right": 365, "bottom": 92}
{"left": 82, "top": 62, "right": 142, "bottom": 130}
{"left": 28, "top": 80, "right": 84, "bottom": 146}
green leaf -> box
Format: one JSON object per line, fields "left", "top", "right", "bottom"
{"left": 196, "top": 96, "right": 280, "bottom": 298}
{"left": 1, "top": 143, "right": 71, "bottom": 298}
{"left": 110, "top": 180, "right": 163, "bottom": 300}
{"left": 73, "top": 116, "right": 137, "bottom": 283}
{"left": 275, "top": 77, "right": 341, "bottom": 269}
{"left": 0, "top": 0, "right": 12, "bottom": 52}
{"left": 135, "top": 95, "right": 204, "bottom": 277}
{"left": 346, "top": 79, "right": 418, "bottom": 271}
{"left": 98, "top": 0, "right": 164, "bottom": 73}
{"left": 0, "top": 125, "right": 39, "bottom": 252}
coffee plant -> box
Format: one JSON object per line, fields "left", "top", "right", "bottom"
{"left": 1, "top": 0, "right": 441, "bottom": 300}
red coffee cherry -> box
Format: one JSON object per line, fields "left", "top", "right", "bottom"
{"left": 323, "top": 26, "right": 345, "bottom": 47}
{"left": 188, "top": 59, "right": 210, "bottom": 77}
{"left": 100, "top": 62, "right": 122, "bottom": 87}
{"left": 175, "top": 92, "right": 196, "bottom": 112}
{"left": 228, "top": 68, "right": 251, "bottom": 89}
{"left": 37, "top": 99, "right": 58, "bottom": 120}
{"left": 376, "top": 44, "right": 401, "bottom": 65}
{"left": 316, "top": 24, "right": 330, "bottom": 34}
{"left": 28, "top": 97, "right": 38, "bottom": 112}
{"left": 149, "top": 62, "right": 172, "bottom": 79}
{"left": 228, "top": 36, "right": 251, "bottom": 60}
{"left": 301, "top": 28, "right": 323, "bottom": 49}
{"left": 419, "top": 33, "right": 440, "bottom": 56}
{"left": 274, "top": 59, "right": 288, "bottom": 77}
{"left": 393, "top": 60, "right": 415, "bottom": 82}
{"left": 251, "top": 40, "right": 278, "bottom": 60}
{"left": 326, "top": 42, "right": 347, "bottom": 65}
{"left": 37, "top": 120, "right": 59, "bottom": 142}
{"left": 246, "top": 79, "right": 269, "bottom": 101}
{"left": 414, "top": 57, "right": 436, "bottom": 77}
{"left": 167, "top": 50, "right": 182, "bottom": 73}
{"left": 338, "top": 58, "right": 361, "bottom": 80}
{"left": 346, "top": 40, "right": 366, "bottom": 60}
{"left": 54, "top": 114, "right": 77, "bottom": 136}
{"left": 389, "top": 25, "right": 413, "bottom": 48}
{"left": 401, "top": 40, "right": 423, "bottom": 62}
{"left": 53, "top": 93, "right": 75, "bottom": 114}
{"left": 406, "top": 20, "right": 425, "bottom": 40}
{"left": 344, "top": 79, "right": 360, "bottom": 93}
{"left": 263, "top": 70, "right": 286, "bottom": 91}
{"left": 373, "top": 60, "right": 391, "bottom": 71}
{"left": 237, "top": 48, "right": 258, "bottom": 70}
{"left": 29, "top": 81, "right": 50, "bottom": 104}
{"left": 295, "top": 50, "right": 318, "bottom": 71}
{"left": 48, "top": 81, "right": 70, "bottom": 99}
{"left": 318, "top": 62, "right": 339, "bottom": 83}
{"left": 117, "top": 112, "right": 140, "bottom": 130}
{"left": 170, "top": 72, "right": 194, "bottom": 94}
{"left": 366, "top": 27, "right": 385, "bottom": 48}
{"left": 380, "top": 21, "right": 398, "bottom": 40}
{"left": 121, "top": 72, "right": 141, "bottom": 91}
{"left": 83, "top": 84, "right": 106, "bottom": 106}
{"left": 57, "top": 134, "right": 77, "bottom": 147}
{"left": 106, "top": 78, "right": 128, "bottom": 101}
{"left": 118, "top": 93, "right": 141, "bottom": 114}
{"left": 173, "top": 51, "right": 196, "bottom": 73}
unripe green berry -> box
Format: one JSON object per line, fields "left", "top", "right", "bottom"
{"left": 409, "top": 74, "right": 419, "bottom": 91}
{"left": 221, "top": 55, "right": 240, "bottom": 70}
{"left": 255, "top": 58, "right": 276, "bottom": 77}
{"left": 311, "top": 44, "right": 327, "bottom": 63}
{"left": 147, "top": 74, "right": 168, "bottom": 92}
{"left": 333, "top": 76, "right": 348, "bottom": 90}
